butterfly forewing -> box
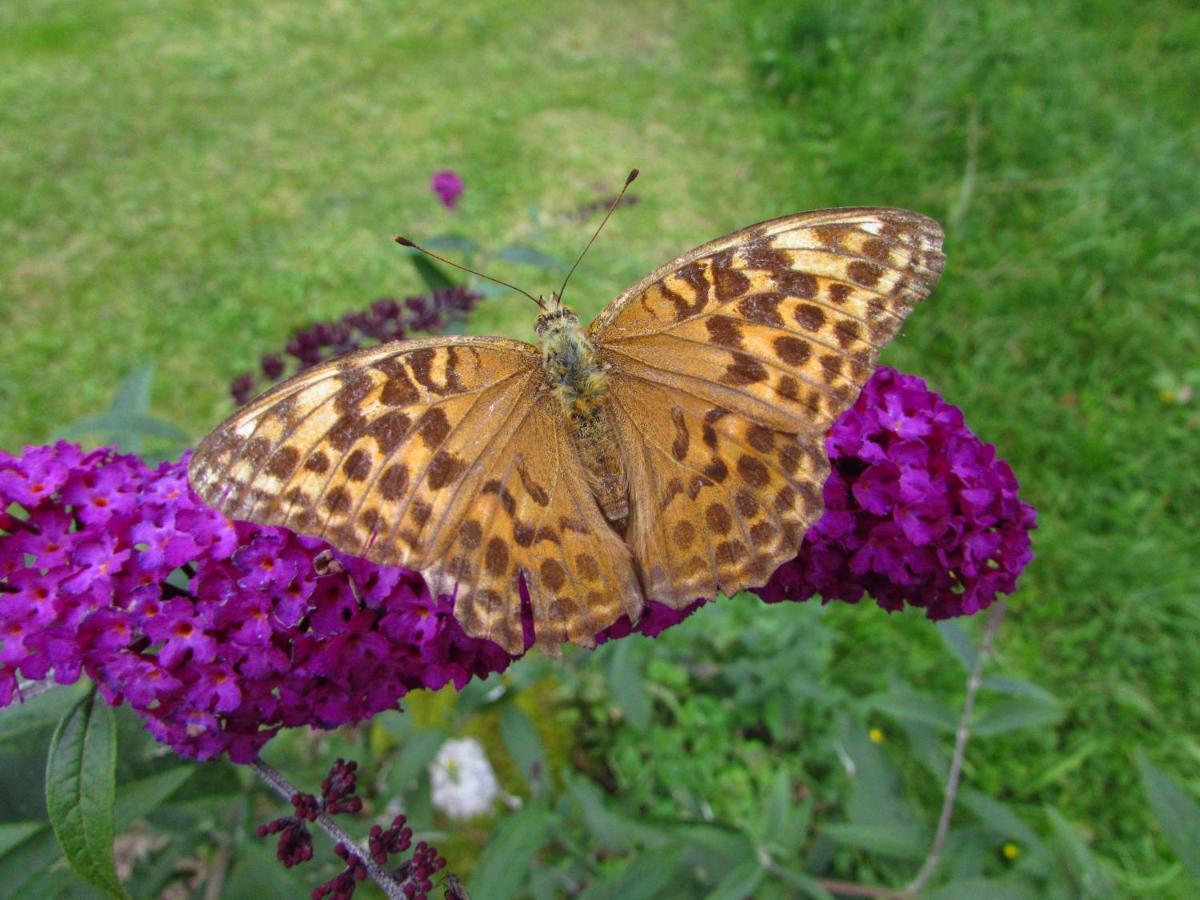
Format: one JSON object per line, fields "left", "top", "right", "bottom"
{"left": 188, "top": 335, "right": 640, "bottom": 654}
{"left": 591, "top": 207, "right": 944, "bottom": 607}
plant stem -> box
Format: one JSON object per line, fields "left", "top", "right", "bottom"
{"left": 248, "top": 756, "right": 406, "bottom": 900}
{"left": 904, "top": 599, "right": 1007, "bottom": 896}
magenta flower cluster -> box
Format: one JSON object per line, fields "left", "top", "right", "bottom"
{"left": 759, "top": 367, "right": 1037, "bottom": 616}
{"left": 0, "top": 369, "right": 1035, "bottom": 761}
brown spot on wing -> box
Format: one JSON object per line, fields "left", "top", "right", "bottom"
{"left": 847, "top": 260, "right": 883, "bottom": 287}
{"left": 774, "top": 336, "right": 811, "bottom": 366}
{"left": 341, "top": 449, "right": 371, "bottom": 482}
{"left": 670, "top": 407, "right": 690, "bottom": 461}
{"left": 328, "top": 413, "right": 367, "bottom": 452}
{"left": 427, "top": 451, "right": 466, "bottom": 489}
{"left": 485, "top": 537, "right": 509, "bottom": 576}
{"left": 416, "top": 408, "right": 451, "bottom": 448}
{"left": 705, "top": 315, "right": 743, "bottom": 348}
{"left": 266, "top": 446, "right": 300, "bottom": 480}
{"left": 736, "top": 293, "right": 785, "bottom": 327}
{"left": 540, "top": 559, "right": 566, "bottom": 591}
{"left": 324, "top": 486, "right": 351, "bottom": 515}
{"left": 367, "top": 411, "right": 411, "bottom": 454}
{"left": 673, "top": 520, "right": 696, "bottom": 550}
{"left": 737, "top": 454, "right": 770, "bottom": 488}
{"left": 721, "top": 352, "right": 768, "bottom": 386}
{"left": 794, "top": 303, "right": 826, "bottom": 331}
{"left": 705, "top": 503, "right": 732, "bottom": 535}
{"left": 334, "top": 371, "right": 374, "bottom": 413}
{"left": 711, "top": 249, "right": 750, "bottom": 300}
{"left": 379, "top": 463, "right": 410, "bottom": 500}
{"left": 516, "top": 458, "right": 550, "bottom": 506}
{"left": 458, "top": 519, "right": 482, "bottom": 549}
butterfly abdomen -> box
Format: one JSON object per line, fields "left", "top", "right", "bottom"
{"left": 538, "top": 307, "right": 629, "bottom": 527}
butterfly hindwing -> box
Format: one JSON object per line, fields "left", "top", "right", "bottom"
{"left": 425, "top": 391, "right": 641, "bottom": 653}
{"left": 592, "top": 208, "right": 945, "bottom": 606}
{"left": 607, "top": 368, "right": 828, "bottom": 606}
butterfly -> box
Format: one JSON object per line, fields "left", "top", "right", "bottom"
{"left": 188, "top": 180, "right": 945, "bottom": 655}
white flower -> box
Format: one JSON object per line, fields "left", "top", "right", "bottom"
{"left": 429, "top": 737, "right": 500, "bottom": 820}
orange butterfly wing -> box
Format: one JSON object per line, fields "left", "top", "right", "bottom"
{"left": 188, "top": 336, "right": 640, "bottom": 653}
{"left": 591, "top": 208, "right": 945, "bottom": 606}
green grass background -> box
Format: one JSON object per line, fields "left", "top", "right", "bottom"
{"left": 2, "top": 0, "right": 1198, "bottom": 891}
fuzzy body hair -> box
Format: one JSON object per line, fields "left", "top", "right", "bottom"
{"left": 536, "top": 304, "right": 628, "bottom": 527}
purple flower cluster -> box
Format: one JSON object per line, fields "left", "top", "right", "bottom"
{"left": 0, "top": 369, "right": 1035, "bottom": 761}
{"left": 0, "top": 443, "right": 512, "bottom": 761}
{"left": 759, "top": 367, "right": 1036, "bottom": 617}
{"left": 231, "top": 287, "right": 481, "bottom": 406}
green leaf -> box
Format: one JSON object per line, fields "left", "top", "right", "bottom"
{"left": 898, "top": 720, "right": 950, "bottom": 782}
{"left": 756, "top": 770, "right": 811, "bottom": 855}
{"left": 224, "top": 835, "right": 314, "bottom": 896}
{"left": 59, "top": 412, "right": 189, "bottom": 444}
{"left": 867, "top": 685, "right": 957, "bottom": 731}
{"left": 576, "top": 844, "right": 686, "bottom": 900}
{"left": 607, "top": 640, "right": 651, "bottom": 730}
{"left": 704, "top": 859, "right": 764, "bottom": 899}
{"left": 55, "top": 366, "right": 186, "bottom": 457}
{"left": 0, "top": 822, "right": 42, "bottom": 857}
{"left": 958, "top": 788, "right": 1046, "bottom": 854}
{"left": 821, "top": 823, "right": 926, "bottom": 859}
{"left": 769, "top": 865, "right": 835, "bottom": 899}
{"left": 475, "top": 281, "right": 512, "bottom": 299}
{"left": 500, "top": 705, "right": 549, "bottom": 795}
{"left": 980, "top": 676, "right": 1059, "bottom": 706}
{"left": 114, "top": 767, "right": 195, "bottom": 831}
{"left": 385, "top": 727, "right": 447, "bottom": 797}
{"left": 926, "top": 878, "right": 1038, "bottom": 900}
{"left": 564, "top": 774, "right": 665, "bottom": 852}
{"left": 674, "top": 823, "right": 756, "bottom": 880}
{"left": 110, "top": 366, "right": 155, "bottom": 416}
{"left": 409, "top": 252, "right": 458, "bottom": 291}
{"left": 764, "top": 769, "right": 793, "bottom": 837}
{"left": 0, "top": 681, "right": 89, "bottom": 750}
{"left": 1136, "top": 749, "right": 1200, "bottom": 883}
{"left": 494, "top": 243, "right": 564, "bottom": 270}
{"left": 468, "top": 806, "right": 555, "bottom": 900}
{"left": 0, "top": 825, "right": 62, "bottom": 897}
{"left": 1045, "top": 806, "right": 1116, "bottom": 897}
{"left": 973, "top": 696, "right": 1061, "bottom": 736}
{"left": 419, "top": 233, "right": 479, "bottom": 256}
{"left": 45, "top": 690, "right": 126, "bottom": 899}
{"left": 937, "top": 620, "right": 978, "bottom": 671}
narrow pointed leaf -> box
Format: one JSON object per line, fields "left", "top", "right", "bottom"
{"left": 410, "top": 253, "right": 457, "bottom": 291}
{"left": 468, "top": 807, "right": 555, "bottom": 900}
{"left": 1136, "top": 749, "right": 1200, "bottom": 883}
{"left": 45, "top": 690, "right": 126, "bottom": 899}
{"left": 500, "top": 705, "right": 549, "bottom": 796}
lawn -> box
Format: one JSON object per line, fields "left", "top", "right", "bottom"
{"left": 1, "top": 0, "right": 1198, "bottom": 895}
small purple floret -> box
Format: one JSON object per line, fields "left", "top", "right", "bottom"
{"left": 429, "top": 170, "right": 464, "bottom": 209}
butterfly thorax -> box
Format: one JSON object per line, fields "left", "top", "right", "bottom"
{"left": 535, "top": 302, "right": 629, "bottom": 528}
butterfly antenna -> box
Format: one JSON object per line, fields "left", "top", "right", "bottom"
{"left": 394, "top": 235, "right": 545, "bottom": 309}
{"left": 557, "top": 167, "right": 639, "bottom": 305}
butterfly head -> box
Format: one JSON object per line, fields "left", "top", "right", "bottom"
{"left": 534, "top": 294, "right": 579, "bottom": 336}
